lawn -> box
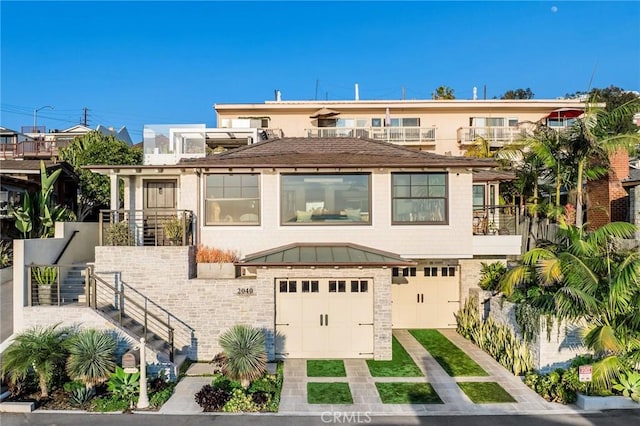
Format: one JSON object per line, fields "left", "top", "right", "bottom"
{"left": 307, "top": 360, "right": 347, "bottom": 377}
{"left": 409, "top": 329, "right": 488, "bottom": 377}
{"left": 367, "top": 336, "right": 423, "bottom": 377}
{"left": 457, "top": 382, "right": 516, "bottom": 403}
{"left": 375, "top": 382, "right": 443, "bottom": 404}
{"left": 307, "top": 382, "right": 353, "bottom": 404}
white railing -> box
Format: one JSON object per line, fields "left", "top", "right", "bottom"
{"left": 457, "top": 127, "right": 527, "bottom": 146}
{"left": 306, "top": 127, "right": 436, "bottom": 145}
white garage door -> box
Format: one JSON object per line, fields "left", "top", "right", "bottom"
{"left": 391, "top": 266, "right": 460, "bottom": 329}
{"left": 275, "top": 278, "right": 373, "bottom": 358}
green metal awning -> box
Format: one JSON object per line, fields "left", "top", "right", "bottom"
{"left": 240, "top": 243, "right": 415, "bottom": 267}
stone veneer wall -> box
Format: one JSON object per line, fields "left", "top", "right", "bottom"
{"left": 94, "top": 247, "right": 393, "bottom": 361}
{"left": 489, "top": 297, "right": 588, "bottom": 372}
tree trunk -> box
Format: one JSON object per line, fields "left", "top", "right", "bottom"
{"left": 575, "top": 160, "right": 585, "bottom": 228}
{"left": 39, "top": 374, "right": 49, "bottom": 398}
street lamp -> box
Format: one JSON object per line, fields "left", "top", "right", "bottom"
{"left": 33, "top": 105, "right": 54, "bottom": 132}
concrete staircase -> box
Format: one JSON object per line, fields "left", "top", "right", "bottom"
{"left": 60, "top": 263, "right": 87, "bottom": 304}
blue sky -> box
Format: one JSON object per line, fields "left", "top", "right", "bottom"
{"left": 2, "top": 1, "right": 639, "bottom": 142}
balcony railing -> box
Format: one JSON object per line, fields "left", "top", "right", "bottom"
{"left": 306, "top": 127, "right": 437, "bottom": 145}
{"left": 0, "top": 139, "right": 72, "bottom": 159}
{"left": 472, "top": 205, "right": 522, "bottom": 236}
{"left": 99, "top": 209, "right": 194, "bottom": 247}
{"left": 458, "top": 127, "right": 527, "bottom": 146}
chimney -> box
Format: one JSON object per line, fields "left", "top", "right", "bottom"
{"left": 355, "top": 83, "right": 359, "bottom": 101}
{"left": 473, "top": 87, "right": 477, "bottom": 100}
{"left": 276, "top": 90, "right": 282, "bottom": 102}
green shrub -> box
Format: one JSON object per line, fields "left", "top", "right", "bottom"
{"left": 248, "top": 374, "right": 277, "bottom": 395}
{"left": 107, "top": 366, "right": 139, "bottom": 407}
{"left": 613, "top": 371, "right": 640, "bottom": 402}
{"left": 90, "top": 395, "right": 130, "bottom": 412}
{"left": 104, "top": 222, "right": 133, "bottom": 246}
{"left": 478, "top": 262, "right": 507, "bottom": 291}
{"left": 222, "top": 388, "right": 259, "bottom": 412}
{"left": 0, "top": 240, "right": 12, "bottom": 268}
{"left": 212, "top": 375, "right": 243, "bottom": 393}
{"left": 149, "top": 382, "right": 176, "bottom": 408}
{"left": 63, "top": 380, "right": 85, "bottom": 393}
{"left": 524, "top": 368, "right": 587, "bottom": 404}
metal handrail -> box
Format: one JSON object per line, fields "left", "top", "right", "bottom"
{"left": 53, "top": 230, "right": 79, "bottom": 264}
{"left": 88, "top": 269, "right": 176, "bottom": 361}
{"left": 99, "top": 209, "right": 194, "bottom": 247}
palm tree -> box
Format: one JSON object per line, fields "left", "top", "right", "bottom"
{"left": 218, "top": 325, "right": 266, "bottom": 388}
{"left": 65, "top": 329, "right": 117, "bottom": 392}
{"left": 500, "top": 221, "right": 640, "bottom": 387}
{"left": 1, "top": 324, "right": 70, "bottom": 398}
{"left": 565, "top": 99, "right": 640, "bottom": 227}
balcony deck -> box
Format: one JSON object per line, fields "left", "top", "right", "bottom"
{"left": 306, "top": 127, "right": 436, "bottom": 145}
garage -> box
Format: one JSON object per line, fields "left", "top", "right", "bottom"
{"left": 238, "top": 242, "right": 416, "bottom": 360}
{"left": 391, "top": 264, "right": 460, "bottom": 329}
{"left": 275, "top": 278, "right": 373, "bottom": 358}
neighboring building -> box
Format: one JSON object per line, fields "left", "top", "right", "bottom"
{"left": 1, "top": 124, "right": 133, "bottom": 160}
{"left": 214, "top": 98, "right": 590, "bottom": 155}
{"left": 89, "top": 134, "right": 524, "bottom": 360}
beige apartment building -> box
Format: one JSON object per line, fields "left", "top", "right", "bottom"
{"left": 214, "top": 98, "right": 587, "bottom": 156}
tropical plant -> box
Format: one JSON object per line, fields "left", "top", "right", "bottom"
{"left": 32, "top": 265, "right": 58, "bottom": 286}
{"left": 564, "top": 98, "right": 640, "bottom": 227}
{"left": 107, "top": 366, "right": 140, "bottom": 407}
{"left": 196, "top": 245, "right": 240, "bottom": 263}
{"left": 433, "top": 85, "right": 455, "bottom": 100}
{"left": 478, "top": 262, "right": 507, "bottom": 292}
{"left": 69, "top": 386, "right": 96, "bottom": 406}
{"left": 65, "top": 329, "right": 117, "bottom": 392}
{"left": 523, "top": 367, "right": 586, "bottom": 404}
{"left": 104, "top": 221, "right": 133, "bottom": 246}
{"left": 612, "top": 371, "right": 640, "bottom": 402}
{"left": 1, "top": 324, "right": 70, "bottom": 398}
{"left": 0, "top": 240, "right": 12, "bottom": 268}
{"left": 499, "top": 221, "right": 640, "bottom": 388}
{"left": 11, "top": 161, "right": 76, "bottom": 238}
{"left": 218, "top": 325, "right": 267, "bottom": 388}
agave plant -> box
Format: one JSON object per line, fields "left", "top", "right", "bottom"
{"left": 218, "top": 325, "right": 266, "bottom": 388}
{"left": 1, "top": 324, "right": 70, "bottom": 398}
{"left": 65, "top": 329, "right": 117, "bottom": 392}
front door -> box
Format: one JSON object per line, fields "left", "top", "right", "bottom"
{"left": 143, "top": 180, "right": 177, "bottom": 245}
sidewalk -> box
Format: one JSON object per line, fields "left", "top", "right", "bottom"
{"left": 160, "top": 329, "right": 587, "bottom": 416}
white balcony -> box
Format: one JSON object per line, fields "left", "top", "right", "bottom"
{"left": 306, "top": 127, "right": 436, "bottom": 145}
{"left": 457, "top": 126, "right": 528, "bottom": 147}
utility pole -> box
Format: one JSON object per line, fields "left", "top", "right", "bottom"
{"left": 82, "top": 107, "right": 89, "bottom": 126}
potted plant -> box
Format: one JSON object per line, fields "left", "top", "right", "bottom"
{"left": 196, "top": 245, "right": 240, "bottom": 279}
{"left": 32, "top": 265, "right": 58, "bottom": 305}
{"left": 163, "top": 216, "right": 184, "bottom": 245}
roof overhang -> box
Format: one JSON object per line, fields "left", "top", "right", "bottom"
{"left": 239, "top": 243, "right": 416, "bottom": 267}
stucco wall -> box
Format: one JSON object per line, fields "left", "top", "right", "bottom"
{"left": 13, "top": 222, "right": 99, "bottom": 332}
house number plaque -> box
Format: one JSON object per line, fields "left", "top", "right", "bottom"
{"left": 237, "top": 287, "right": 255, "bottom": 296}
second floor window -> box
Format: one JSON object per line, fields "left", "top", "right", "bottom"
{"left": 205, "top": 174, "right": 260, "bottom": 225}
{"left": 392, "top": 173, "right": 448, "bottom": 224}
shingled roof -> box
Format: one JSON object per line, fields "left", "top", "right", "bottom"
{"left": 178, "top": 137, "right": 497, "bottom": 169}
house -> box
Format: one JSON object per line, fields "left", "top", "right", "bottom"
{"left": 214, "top": 98, "right": 590, "bottom": 155}
{"left": 86, "top": 134, "right": 524, "bottom": 361}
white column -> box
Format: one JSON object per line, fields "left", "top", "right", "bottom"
{"left": 110, "top": 172, "right": 119, "bottom": 212}
{"left": 137, "top": 338, "right": 149, "bottom": 409}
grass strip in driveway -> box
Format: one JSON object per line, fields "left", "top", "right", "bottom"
{"left": 375, "top": 382, "right": 443, "bottom": 404}
{"left": 409, "top": 329, "right": 488, "bottom": 377}
{"left": 307, "top": 382, "right": 353, "bottom": 404}
{"left": 458, "top": 382, "right": 516, "bottom": 403}
{"left": 367, "top": 336, "right": 423, "bottom": 377}
{"left": 307, "top": 360, "right": 347, "bottom": 377}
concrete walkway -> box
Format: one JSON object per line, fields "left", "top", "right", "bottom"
{"left": 160, "top": 329, "right": 586, "bottom": 416}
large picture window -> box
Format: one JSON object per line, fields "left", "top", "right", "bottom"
{"left": 281, "top": 174, "right": 371, "bottom": 225}
{"left": 392, "top": 173, "right": 447, "bottom": 224}
{"left": 205, "top": 174, "right": 260, "bottom": 225}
